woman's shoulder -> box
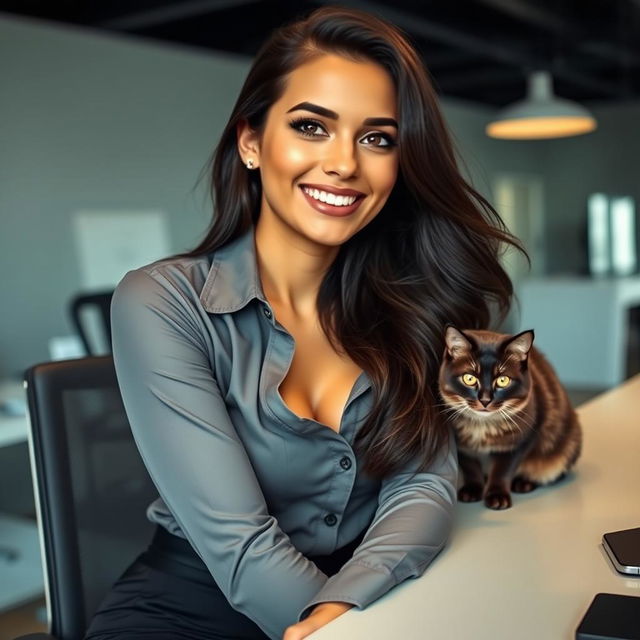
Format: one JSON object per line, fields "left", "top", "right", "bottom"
{"left": 139, "top": 252, "right": 212, "bottom": 284}
{"left": 114, "top": 229, "right": 256, "bottom": 317}
{"left": 113, "top": 252, "right": 214, "bottom": 311}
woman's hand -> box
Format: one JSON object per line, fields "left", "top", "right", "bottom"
{"left": 282, "top": 601, "right": 354, "bottom": 640}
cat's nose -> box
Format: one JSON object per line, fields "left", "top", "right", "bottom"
{"left": 479, "top": 397, "right": 491, "bottom": 408}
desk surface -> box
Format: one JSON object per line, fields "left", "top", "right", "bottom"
{"left": 311, "top": 375, "right": 640, "bottom": 639}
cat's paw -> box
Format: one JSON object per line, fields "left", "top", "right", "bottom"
{"left": 484, "top": 488, "right": 512, "bottom": 510}
{"left": 511, "top": 476, "right": 538, "bottom": 493}
{"left": 458, "top": 483, "right": 483, "bottom": 502}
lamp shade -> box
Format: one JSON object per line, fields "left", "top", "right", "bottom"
{"left": 486, "top": 71, "right": 597, "bottom": 139}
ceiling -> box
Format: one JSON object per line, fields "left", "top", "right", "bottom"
{"left": 2, "top": 0, "right": 640, "bottom": 107}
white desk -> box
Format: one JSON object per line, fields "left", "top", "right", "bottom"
{"left": 0, "top": 380, "right": 28, "bottom": 448}
{"left": 311, "top": 375, "right": 640, "bottom": 639}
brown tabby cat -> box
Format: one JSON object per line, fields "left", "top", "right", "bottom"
{"left": 438, "top": 325, "right": 582, "bottom": 510}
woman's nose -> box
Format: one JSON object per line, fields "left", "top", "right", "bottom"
{"left": 322, "top": 138, "right": 358, "bottom": 178}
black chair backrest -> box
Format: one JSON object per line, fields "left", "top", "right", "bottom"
{"left": 25, "top": 356, "right": 157, "bottom": 640}
{"left": 69, "top": 291, "right": 114, "bottom": 355}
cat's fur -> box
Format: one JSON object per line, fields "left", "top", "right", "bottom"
{"left": 438, "top": 325, "right": 582, "bottom": 510}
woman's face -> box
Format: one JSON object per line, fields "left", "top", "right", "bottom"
{"left": 239, "top": 53, "right": 399, "bottom": 248}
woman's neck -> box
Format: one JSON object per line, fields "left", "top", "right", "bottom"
{"left": 254, "top": 213, "right": 338, "bottom": 320}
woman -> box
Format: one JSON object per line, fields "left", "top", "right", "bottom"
{"left": 85, "top": 6, "right": 523, "bottom": 640}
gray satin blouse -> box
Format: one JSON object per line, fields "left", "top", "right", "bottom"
{"left": 110, "top": 224, "right": 458, "bottom": 640}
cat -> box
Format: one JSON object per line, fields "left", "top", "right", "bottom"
{"left": 437, "top": 325, "right": 582, "bottom": 510}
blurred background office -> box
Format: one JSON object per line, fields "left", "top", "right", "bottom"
{"left": 1, "top": 0, "right": 639, "bottom": 637}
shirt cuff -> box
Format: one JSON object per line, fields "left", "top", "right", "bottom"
{"left": 297, "top": 561, "right": 395, "bottom": 622}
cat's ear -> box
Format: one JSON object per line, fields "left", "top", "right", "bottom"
{"left": 503, "top": 329, "right": 534, "bottom": 360}
{"left": 444, "top": 325, "right": 473, "bottom": 358}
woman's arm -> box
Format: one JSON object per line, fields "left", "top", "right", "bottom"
{"left": 295, "top": 431, "right": 458, "bottom": 622}
{"left": 111, "top": 268, "right": 331, "bottom": 640}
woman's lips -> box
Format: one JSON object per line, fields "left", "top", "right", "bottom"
{"left": 299, "top": 186, "right": 365, "bottom": 217}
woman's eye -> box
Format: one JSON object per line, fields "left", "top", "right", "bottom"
{"left": 361, "top": 133, "right": 396, "bottom": 148}
{"left": 289, "top": 118, "right": 327, "bottom": 138}
{"left": 461, "top": 374, "right": 478, "bottom": 387}
{"left": 495, "top": 376, "right": 511, "bottom": 388}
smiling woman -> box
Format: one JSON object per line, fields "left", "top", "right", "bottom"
{"left": 84, "top": 6, "right": 527, "bottom": 640}
{"left": 285, "top": 96, "right": 398, "bottom": 175}
{"left": 238, "top": 52, "right": 399, "bottom": 261}
{"left": 236, "top": 52, "right": 400, "bottom": 437}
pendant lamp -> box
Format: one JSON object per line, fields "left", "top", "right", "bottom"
{"left": 486, "top": 70, "right": 597, "bottom": 140}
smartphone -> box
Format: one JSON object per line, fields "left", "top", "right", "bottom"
{"left": 602, "top": 527, "right": 640, "bottom": 575}
{"left": 576, "top": 593, "right": 640, "bottom": 640}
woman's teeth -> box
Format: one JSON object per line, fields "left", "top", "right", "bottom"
{"left": 302, "top": 187, "right": 358, "bottom": 207}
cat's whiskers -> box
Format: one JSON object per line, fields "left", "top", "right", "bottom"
{"left": 442, "top": 396, "right": 535, "bottom": 445}
{"left": 446, "top": 402, "right": 470, "bottom": 423}
{"left": 440, "top": 412, "right": 460, "bottom": 426}
{"left": 498, "top": 407, "right": 535, "bottom": 435}
{"left": 435, "top": 401, "right": 459, "bottom": 414}
{"left": 440, "top": 408, "right": 463, "bottom": 425}
{"left": 438, "top": 398, "right": 467, "bottom": 414}
{"left": 498, "top": 408, "right": 521, "bottom": 432}
{"left": 502, "top": 404, "right": 535, "bottom": 427}
{"left": 501, "top": 401, "right": 526, "bottom": 416}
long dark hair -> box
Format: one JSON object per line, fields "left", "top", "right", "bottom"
{"left": 175, "top": 6, "right": 527, "bottom": 478}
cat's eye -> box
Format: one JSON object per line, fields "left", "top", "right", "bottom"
{"left": 461, "top": 374, "right": 478, "bottom": 386}
{"left": 495, "top": 375, "right": 511, "bottom": 388}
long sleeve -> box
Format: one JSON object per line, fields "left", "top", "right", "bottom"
{"left": 297, "top": 430, "right": 458, "bottom": 621}
{"left": 110, "top": 268, "right": 329, "bottom": 640}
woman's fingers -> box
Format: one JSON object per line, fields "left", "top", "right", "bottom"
{"left": 282, "top": 619, "right": 319, "bottom": 640}
{"left": 282, "top": 602, "right": 353, "bottom": 639}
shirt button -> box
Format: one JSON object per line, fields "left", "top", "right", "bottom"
{"left": 263, "top": 307, "right": 272, "bottom": 319}
{"left": 324, "top": 513, "right": 337, "bottom": 527}
{"left": 339, "top": 456, "right": 352, "bottom": 470}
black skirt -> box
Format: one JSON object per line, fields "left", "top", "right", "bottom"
{"left": 84, "top": 525, "right": 364, "bottom": 640}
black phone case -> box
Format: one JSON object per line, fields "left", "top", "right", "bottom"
{"left": 575, "top": 593, "right": 640, "bottom": 640}
{"left": 603, "top": 527, "right": 640, "bottom": 573}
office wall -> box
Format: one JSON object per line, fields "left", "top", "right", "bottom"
{"left": 0, "top": 14, "right": 250, "bottom": 377}
{"left": 539, "top": 100, "right": 640, "bottom": 274}
{"left": 0, "top": 13, "right": 547, "bottom": 377}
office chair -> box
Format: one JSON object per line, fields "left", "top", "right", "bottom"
{"left": 16, "top": 356, "right": 158, "bottom": 640}
{"left": 68, "top": 291, "right": 114, "bottom": 355}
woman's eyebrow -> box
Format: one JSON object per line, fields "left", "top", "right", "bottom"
{"left": 286, "top": 101, "right": 398, "bottom": 128}
{"left": 287, "top": 101, "right": 337, "bottom": 119}
{"left": 364, "top": 117, "right": 398, "bottom": 128}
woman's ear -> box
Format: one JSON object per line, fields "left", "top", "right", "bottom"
{"left": 236, "top": 118, "right": 261, "bottom": 169}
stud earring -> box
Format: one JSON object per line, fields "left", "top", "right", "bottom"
{"left": 246, "top": 159, "right": 255, "bottom": 169}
